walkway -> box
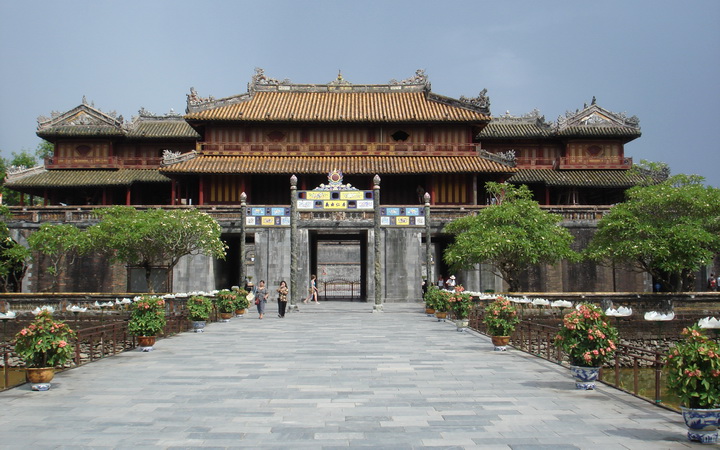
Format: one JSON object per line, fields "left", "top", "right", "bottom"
{"left": 0, "top": 302, "right": 690, "bottom": 449}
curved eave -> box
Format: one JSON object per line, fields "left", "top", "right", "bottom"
{"left": 160, "top": 155, "right": 515, "bottom": 175}
{"left": 507, "top": 169, "right": 643, "bottom": 188}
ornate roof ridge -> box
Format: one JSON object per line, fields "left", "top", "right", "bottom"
{"left": 4, "top": 165, "right": 46, "bottom": 182}
{"left": 185, "top": 68, "right": 491, "bottom": 116}
{"left": 557, "top": 97, "right": 640, "bottom": 131}
{"left": 132, "top": 107, "right": 185, "bottom": 122}
{"left": 491, "top": 109, "right": 549, "bottom": 127}
{"left": 37, "top": 98, "right": 124, "bottom": 131}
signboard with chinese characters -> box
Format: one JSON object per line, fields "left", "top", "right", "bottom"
{"left": 380, "top": 206, "right": 425, "bottom": 227}
{"left": 245, "top": 207, "right": 291, "bottom": 226}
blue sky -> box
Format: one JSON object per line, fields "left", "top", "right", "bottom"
{"left": 1, "top": 1, "right": 718, "bottom": 187}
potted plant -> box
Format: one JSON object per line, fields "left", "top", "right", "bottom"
{"left": 423, "top": 285, "right": 440, "bottom": 315}
{"left": 214, "top": 289, "right": 236, "bottom": 321}
{"left": 232, "top": 287, "right": 250, "bottom": 315}
{"left": 128, "top": 295, "right": 166, "bottom": 351}
{"left": 187, "top": 295, "right": 213, "bottom": 332}
{"left": 483, "top": 296, "right": 520, "bottom": 351}
{"left": 14, "top": 310, "right": 76, "bottom": 389}
{"left": 664, "top": 325, "right": 720, "bottom": 444}
{"left": 448, "top": 285, "right": 473, "bottom": 331}
{"left": 424, "top": 287, "right": 451, "bottom": 321}
{"left": 554, "top": 302, "right": 619, "bottom": 389}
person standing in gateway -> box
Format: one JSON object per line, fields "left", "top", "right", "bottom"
{"left": 256, "top": 280, "right": 269, "bottom": 319}
{"left": 303, "top": 274, "right": 319, "bottom": 304}
{"left": 277, "top": 280, "right": 288, "bottom": 317}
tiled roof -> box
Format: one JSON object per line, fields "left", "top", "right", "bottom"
{"left": 37, "top": 125, "right": 125, "bottom": 138}
{"left": 5, "top": 169, "right": 169, "bottom": 188}
{"left": 185, "top": 91, "right": 490, "bottom": 123}
{"left": 478, "top": 123, "right": 553, "bottom": 138}
{"left": 507, "top": 169, "right": 643, "bottom": 187}
{"left": 160, "top": 155, "right": 515, "bottom": 175}
{"left": 556, "top": 126, "right": 641, "bottom": 139}
{"left": 127, "top": 119, "right": 200, "bottom": 139}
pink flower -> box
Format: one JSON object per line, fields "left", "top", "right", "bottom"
{"left": 58, "top": 340, "right": 67, "bottom": 348}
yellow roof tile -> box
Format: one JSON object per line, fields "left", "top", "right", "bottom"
{"left": 185, "top": 91, "right": 489, "bottom": 123}
{"left": 160, "top": 155, "right": 514, "bottom": 175}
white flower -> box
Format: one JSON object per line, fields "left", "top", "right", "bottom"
{"left": 532, "top": 298, "right": 550, "bottom": 306}
{"left": 32, "top": 305, "right": 55, "bottom": 315}
{"left": 0, "top": 310, "right": 16, "bottom": 319}
{"left": 68, "top": 305, "right": 87, "bottom": 313}
{"left": 551, "top": 300, "right": 573, "bottom": 309}
{"left": 644, "top": 311, "right": 674, "bottom": 321}
{"left": 698, "top": 317, "right": 720, "bottom": 329}
{"left": 605, "top": 306, "right": 632, "bottom": 317}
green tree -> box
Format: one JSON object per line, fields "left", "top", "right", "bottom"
{"left": 1, "top": 148, "right": 42, "bottom": 206}
{"left": 27, "top": 223, "right": 88, "bottom": 292}
{"left": 585, "top": 173, "right": 720, "bottom": 292}
{"left": 35, "top": 140, "right": 54, "bottom": 160}
{"left": 0, "top": 206, "right": 30, "bottom": 292}
{"left": 88, "top": 207, "right": 227, "bottom": 292}
{"left": 443, "top": 182, "right": 577, "bottom": 292}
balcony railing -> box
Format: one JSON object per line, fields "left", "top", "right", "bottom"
{"left": 5, "top": 204, "right": 612, "bottom": 225}
{"left": 556, "top": 155, "right": 632, "bottom": 169}
{"left": 198, "top": 142, "right": 479, "bottom": 155}
{"left": 44, "top": 156, "right": 163, "bottom": 169}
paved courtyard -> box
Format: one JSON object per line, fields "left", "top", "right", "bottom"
{"left": 0, "top": 302, "right": 691, "bottom": 449}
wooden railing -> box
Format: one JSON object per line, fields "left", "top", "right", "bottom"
{"left": 5, "top": 204, "right": 611, "bottom": 226}
{"left": 44, "top": 156, "right": 163, "bottom": 169}
{"left": 198, "top": 142, "right": 480, "bottom": 155}
{"left": 467, "top": 310, "right": 675, "bottom": 410}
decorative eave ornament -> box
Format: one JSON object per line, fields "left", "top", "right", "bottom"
{"left": 556, "top": 97, "right": 641, "bottom": 131}
{"left": 314, "top": 169, "right": 358, "bottom": 191}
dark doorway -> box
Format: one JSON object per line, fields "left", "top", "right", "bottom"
{"left": 309, "top": 230, "right": 367, "bottom": 301}
{"left": 215, "top": 234, "right": 242, "bottom": 289}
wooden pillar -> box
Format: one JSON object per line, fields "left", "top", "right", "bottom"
{"left": 171, "top": 180, "right": 176, "bottom": 206}
{"left": 545, "top": 186, "right": 550, "bottom": 205}
{"left": 43, "top": 189, "right": 48, "bottom": 206}
{"left": 19, "top": 193, "right": 25, "bottom": 207}
{"left": 428, "top": 175, "right": 436, "bottom": 205}
{"left": 125, "top": 187, "right": 131, "bottom": 205}
{"left": 198, "top": 176, "right": 205, "bottom": 206}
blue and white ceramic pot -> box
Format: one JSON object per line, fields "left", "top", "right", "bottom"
{"left": 680, "top": 406, "right": 720, "bottom": 444}
{"left": 569, "top": 365, "right": 600, "bottom": 390}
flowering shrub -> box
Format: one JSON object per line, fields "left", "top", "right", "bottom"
{"left": 554, "top": 303, "right": 619, "bottom": 367}
{"left": 187, "top": 295, "right": 213, "bottom": 321}
{"left": 128, "top": 295, "right": 166, "bottom": 336}
{"left": 664, "top": 325, "right": 720, "bottom": 409}
{"left": 232, "top": 287, "right": 250, "bottom": 310}
{"left": 214, "top": 289, "right": 237, "bottom": 313}
{"left": 483, "top": 296, "right": 520, "bottom": 336}
{"left": 14, "top": 311, "right": 76, "bottom": 368}
{"left": 448, "top": 285, "right": 473, "bottom": 319}
{"left": 423, "top": 286, "right": 450, "bottom": 312}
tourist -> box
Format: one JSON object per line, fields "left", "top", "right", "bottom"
{"left": 256, "top": 280, "right": 268, "bottom": 319}
{"left": 303, "top": 274, "right": 319, "bottom": 304}
{"left": 446, "top": 275, "right": 457, "bottom": 289}
{"left": 277, "top": 280, "right": 288, "bottom": 318}
{"left": 437, "top": 275, "right": 445, "bottom": 288}
{"left": 709, "top": 273, "right": 718, "bottom": 292}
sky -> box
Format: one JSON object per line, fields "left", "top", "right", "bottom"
{"left": 1, "top": 1, "right": 718, "bottom": 187}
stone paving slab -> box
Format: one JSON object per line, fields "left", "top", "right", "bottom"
{"left": 0, "top": 302, "right": 692, "bottom": 449}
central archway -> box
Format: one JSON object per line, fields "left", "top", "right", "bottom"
{"left": 309, "top": 230, "right": 368, "bottom": 301}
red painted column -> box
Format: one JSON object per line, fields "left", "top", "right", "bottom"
{"left": 126, "top": 187, "right": 131, "bottom": 205}
{"left": 199, "top": 176, "right": 205, "bottom": 206}
{"left": 171, "top": 180, "right": 176, "bottom": 206}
